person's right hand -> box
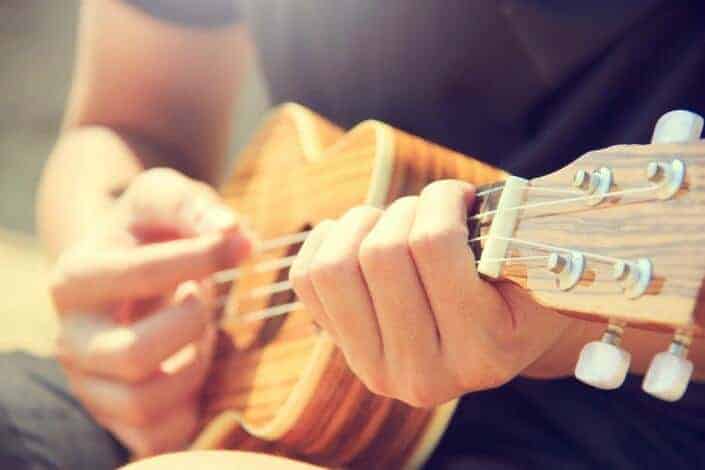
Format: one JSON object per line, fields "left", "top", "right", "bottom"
{"left": 49, "top": 168, "right": 254, "bottom": 458}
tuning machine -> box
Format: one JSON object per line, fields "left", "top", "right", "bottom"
{"left": 642, "top": 333, "right": 694, "bottom": 402}
{"left": 651, "top": 110, "right": 703, "bottom": 144}
{"left": 645, "top": 109, "right": 703, "bottom": 199}
{"left": 611, "top": 259, "right": 651, "bottom": 299}
{"left": 573, "top": 110, "right": 703, "bottom": 401}
{"left": 575, "top": 321, "right": 631, "bottom": 390}
{"left": 546, "top": 252, "right": 584, "bottom": 291}
{"left": 644, "top": 159, "right": 686, "bottom": 200}
{"left": 572, "top": 167, "right": 613, "bottom": 205}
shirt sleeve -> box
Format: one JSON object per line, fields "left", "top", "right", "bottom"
{"left": 120, "top": 0, "right": 241, "bottom": 28}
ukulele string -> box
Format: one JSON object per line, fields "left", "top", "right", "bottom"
{"left": 468, "top": 235, "right": 628, "bottom": 264}
{"left": 218, "top": 232, "right": 635, "bottom": 322}
{"left": 215, "top": 254, "right": 552, "bottom": 324}
{"left": 469, "top": 184, "right": 658, "bottom": 221}
{"left": 217, "top": 255, "right": 549, "bottom": 302}
{"left": 210, "top": 185, "right": 505, "bottom": 284}
{"left": 209, "top": 184, "right": 614, "bottom": 284}
{"left": 212, "top": 182, "right": 661, "bottom": 324}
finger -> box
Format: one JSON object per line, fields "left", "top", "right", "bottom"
{"left": 58, "top": 281, "right": 213, "bottom": 382}
{"left": 358, "top": 197, "right": 441, "bottom": 380}
{"left": 289, "top": 220, "right": 338, "bottom": 338}
{"left": 122, "top": 168, "right": 239, "bottom": 238}
{"left": 308, "top": 206, "right": 384, "bottom": 378}
{"left": 52, "top": 231, "right": 251, "bottom": 312}
{"left": 108, "top": 399, "right": 200, "bottom": 458}
{"left": 409, "top": 180, "right": 514, "bottom": 379}
{"left": 66, "top": 326, "right": 215, "bottom": 427}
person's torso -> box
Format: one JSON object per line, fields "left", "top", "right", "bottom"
{"left": 242, "top": 0, "right": 705, "bottom": 177}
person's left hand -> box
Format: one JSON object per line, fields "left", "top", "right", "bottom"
{"left": 290, "top": 180, "right": 576, "bottom": 407}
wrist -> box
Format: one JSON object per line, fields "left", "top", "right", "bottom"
{"left": 520, "top": 314, "right": 594, "bottom": 379}
{"left": 38, "top": 126, "right": 173, "bottom": 259}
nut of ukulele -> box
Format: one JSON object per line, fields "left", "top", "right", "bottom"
{"left": 642, "top": 336, "right": 694, "bottom": 402}
{"left": 574, "top": 322, "right": 631, "bottom": 390}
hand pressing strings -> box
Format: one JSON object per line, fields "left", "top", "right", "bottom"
{"left": 214, "top": 181, "right": 662, "bottom": 324}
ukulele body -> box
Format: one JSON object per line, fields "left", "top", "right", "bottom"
{"left": 193, "top": 103, "right": 506, "bottom": 468}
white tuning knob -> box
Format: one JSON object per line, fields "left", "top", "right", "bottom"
{"left": 575, "top": 323, "right": 631, "bottom": 390}
{"left": 651, "top": 110, "right": 703, "bottom": 144}
{"left": 642, "top": 339, "right": 693, "bottom": 402}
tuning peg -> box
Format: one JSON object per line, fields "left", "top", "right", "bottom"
{"left": 611, "top": 259, "right": 652, "bottom": 299}
{"left": 575, "top": 322, "right": 630, "bottom": 390}
{"left": 571, "top": 167, "right": 612, "bottom": 205}
{"left": 651, "top": 110, "right": 703, "bottom": 144}
{"left": 642, "top": 336, "right": 693, "bottom": 402}
{"left": 546, "top": 252, "right": 585, "bottom": 291}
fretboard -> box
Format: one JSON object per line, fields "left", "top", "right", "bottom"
{"left": 468, "top": 181, "right": 505, "bottom": 261}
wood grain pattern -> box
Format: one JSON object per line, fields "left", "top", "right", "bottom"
{"left": 194, "top": 104, "right": 506, "bottom": 468}
{"left": 492, "top": 143, "right": 705, "bottom": 335}
{"left": 194, "top": 104, "right": 705, "bottom": 467}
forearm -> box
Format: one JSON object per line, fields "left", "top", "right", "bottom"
{"left": 37, "top": 126, "right": 172, "bottom": 258}
{"left": 37, "top": 1, "right": 251, "bottom": 259}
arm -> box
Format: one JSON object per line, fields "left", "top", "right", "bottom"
{"left": 37, "top": 1, "right": 255, "bottom": 457}
{"left": 38, "top": 0, "right": 251, "bottom": 257}
{"left": 291, "top": 180, "right": 704, "bottom": 409}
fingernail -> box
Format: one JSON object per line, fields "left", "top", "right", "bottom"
{"left": 174, "top": 280, "right": 201, "bottom": 305}
{"left": 197, "top": 205, "right": 237, "bottom": 234}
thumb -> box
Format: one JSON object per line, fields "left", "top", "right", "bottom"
{"left": 121, "top": 168, "right": 251, "bottom": 241}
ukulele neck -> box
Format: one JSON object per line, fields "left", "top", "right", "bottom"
{"left": 468, "top": 177, "right": 529, "bottom": 277}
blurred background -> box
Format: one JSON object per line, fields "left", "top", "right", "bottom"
{"left": 0, "top": 1, "right": 268, "bottom": 354}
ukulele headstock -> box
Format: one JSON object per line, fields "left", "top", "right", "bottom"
{"left": 476, "top": 110, "right": 705, "bottom": 401}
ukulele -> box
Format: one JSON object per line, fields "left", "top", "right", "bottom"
{"left": 191, "top": 104, "right": 704, "bottom": 469}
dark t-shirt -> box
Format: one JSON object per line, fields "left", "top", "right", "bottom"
{"left": 121, "top": 1, "right": 705, "bottom": 468}
{"left": 124, "top": 0, "right": 705, "bottom": 179}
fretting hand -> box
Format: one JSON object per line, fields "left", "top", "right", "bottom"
{"left": 50, "top": 168, "right": 254, "bottom": 457}
{"left": 290, "top": 180, "right": 576, "bottom": 407}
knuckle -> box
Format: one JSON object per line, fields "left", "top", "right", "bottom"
{"left": 315, "top": 219, "right": 337, "bottom": 233}
{"left": 124, "top": 168, "right": 190, "bottom": 208}
{"left": 193, "top": 180, "right": 219, "bottom": 199}
{"left": 49, "top": 253, "right": 79, "bottom": 289}
{"left": 387, "top": 195, "right": 419, "bottom": 211}
{"left": 408, "top": 226, "right": 467, "bottom": 260}
{"left": 343, "top": 205, "right": 382, "bottom": 221}
{"left": 358, "top": 238, "right": 409, "bottom": 273}
{"left": 422, "top": 179, "right": 471, "bottom": 196}
{"left": 309, "top": 255, "right": 358, "bottom": 289}
{"left": 453, "top": 357, "right": 513, "bottom": 393}
{"left": 48, "top": 271, "right": 71, "bottom": 309}
{"left": 380, "top": 196, "right": 418, "bottom": 220}
{"left": 289, "top": 267, "right": 313, "bottom": 296}
{"left": 114, "top": 344, "right": 151, "bottom": 383}
{"left": 133, "top": 167, "right": 183, "bottom": 188}
{"left": 54, "top": 329, "right": 75, "bottom": 362}
{"left": 404, "top": 374, "right": 441, "bottom": 408}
